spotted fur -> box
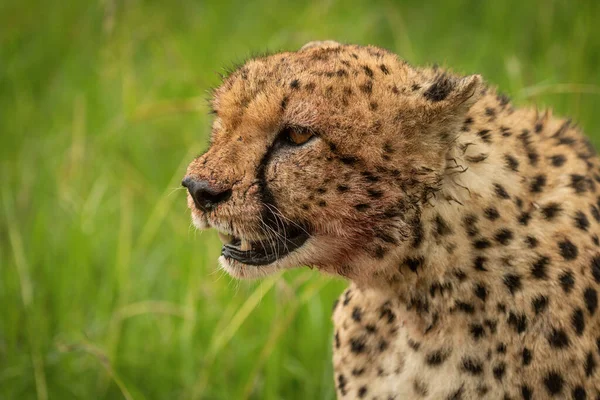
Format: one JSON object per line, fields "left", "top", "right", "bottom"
{"left": 184, "top": 41, "right": 600, "bottom": 399}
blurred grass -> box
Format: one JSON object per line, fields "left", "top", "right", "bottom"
{"left": 0, "top": 0, "right": 599, "bottom": 398}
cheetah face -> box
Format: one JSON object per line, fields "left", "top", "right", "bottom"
{"left": 183, "top": 42, "right": 480, "bottom": 279}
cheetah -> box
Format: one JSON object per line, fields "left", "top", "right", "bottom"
{"left": 183, "top": 41, "right": 600, "bottom": 399}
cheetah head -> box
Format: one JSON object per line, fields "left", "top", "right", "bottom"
{"left": 183, "top": 41, "right": 481, "bottom": 280}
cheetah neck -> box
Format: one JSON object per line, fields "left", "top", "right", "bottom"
{"left": 354, "top": 97, "right": 570, "bottom": 334}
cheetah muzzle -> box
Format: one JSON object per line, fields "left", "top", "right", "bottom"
{"left": 183, "top": 41, "right": 600, "bottom": 399}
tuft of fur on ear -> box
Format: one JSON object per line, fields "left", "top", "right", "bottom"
{"left": 414, "top": 74, "right": 483, "bottom": 148}
{"left": 424, "top": 74, "right": 482, "bottom": 112}
{"left": 299, "top": 40, "right": 342, "bottom": 51}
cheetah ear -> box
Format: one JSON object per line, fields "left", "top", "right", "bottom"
{"left": 424, "top": 74, "right": 483, "bottom": 113}
{"left": 299, "top": 40, "right": 342, "bottom": 51}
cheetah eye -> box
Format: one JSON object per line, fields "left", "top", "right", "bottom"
{"left": 281, "top": 126, "right": 315, "bottom": 146}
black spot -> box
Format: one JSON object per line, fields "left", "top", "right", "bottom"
{"left": 304, "top": 82, "right": 316, "bottom": 92}
{"left": 412, "top": 221, "right": 424, "bottom": 248}
{"left": 474, "top": 238, "right": 492, "bottom": 250}
{"left": 378, "top": 340, "right": 388, "bottom": 352}
{"left": 585, "top": 351, "right": 597, "bottom": 377}
{"left": 521, "top": 385, "right": 533, "bottom": 400}
{"left": 337, "top": 184, "right": 349, "bottom": 193}
{"left": 494, "top": 184, "right": 510, "bottom": 199}
{"left": 494, "top": 228, "right": 513, "bottom": 245}
{"left": 361, "top": 171, "right": 379, "bottom": 182}
{"left": 527, "top": 151, "right": 539, "bottom": 165}
{"left": 359, "top": 81, "right": 373, "bottom": 94}
{"left": 339, "top": 156, "right": 358, "bottom": 165}
{"left": 424, "top": 74, "right": 454, "bottom": 102}
{"left": 290, "top": 79, "right": 300, "bottom": 89}
{"left": 379, "top": 303, "right": 396, "bottom": 324}
{"left": 485, "top": 107, "right": 496, "bottom": 118}
{"left": 493, "top": 362, "right": 506, "bottom": 381}
{"left": 559, "top": 239, "right": 578, "bottom": 260}
{"left": 351, "top": 385, "right": 367, "bottom": 400}
{"left": 572, "top": 387, "right": 586, "bottom": 400}
{"left": 434, "top": 215, "right": 453, "bottom": 236}
{"left": 484, "top": 319, "right": 497, "bottom": 334}
{"left": 362, "top": 65, "right": 374, "bottom": 78}
{"left": 571, "top": 308, "right": 585, "bottom": 336}
{"left": 530, "top": 175, "right": 547, "bottom": 192}
{"left": 591, "top": 205, "right": 600, "bottom": 222}
{"left": 548, "top": 328, "right": 570, "bottom": 348}
{"left": 318, "top": 200, "right": 327, "bottom": 207}
{"left": 408, "top": 338, "right": 421, "bottom": 351}
{"left": 500, "top": 126, "right": 512, "bottom": 137}
{"left": 574, "top": 211, "right": 590, "bottom": 230}
{"left": 280, "top": 96, "right": 289, "bottom": 110}
{"left": 584, "top": 287, "right": 598, "bottom": 315}
{"left": 503, "top": 274, "right": 522, "bottom": 294}
{"left": 426, "top": 350, "right": 450, "bottom": 366}
{"left": 571, "top": 174, "right": 589, "bottom": 193}
{"left": 518, "top": 212, "right": 531, "bottom": 225}
{"left": 532, "top": 295, "right": 549, "bottom": 314}
{"left": 454, "top": 269, "right": 467, "bottom": 281}
{"left": 413, "top": 380, "right": 428, "bottom": 397}
{"left": 591, "top": 256, "right": 600, "bottom": 283}
{"left": 522, "top": 348, "right": 532, "bottom": 366}
{"left": 374, "top": 245, "right": 386, "bottom": 259}
{"left": 355, "top": 203, "right": 370, "bottom": 212}
{"left": 461, "top": 357, "right": 483, "bottom": 375}
{"left": 404, "top": 257, "right": 423, "bottom": 273}
{"left": 463, "top": 214, "right": 479, "bottom": 237}
{"left": 525, "top": 236, "right": 538, "bottom": 248}
{"left": 379, "top": 64, "right": 390, "bottom": 74}
{"left": 550, "top": 154, "right": 566, "bottom": 167}
{"left": 337, "top": 373, "right": 347, "bottom": 395}
{"left": 334, "top": 331, "right": 340, "bottom": 348}
{"left": 367, "top": 188, "right": 384, "bottom": 199}
{"left": 455, "top": 301, "right": 475, "bottom": 314}
{"left": 351, "top": 368, "right": 364, "bottom": 376}
{"left": 496, "top": 343, "right": 506, "bottom": 353}
{"left": 504, "top": 154, "right": 519, "bottom": 171}
{"left": 507, "top": 312, "right": 527, "bottom": 333}
{"left": 474, "top": 283, "right": 488, "bottom": 301}
{"left": 559, "top": 270, "right": 575, "bottom": 293}
{"left": 543, "top": 371, "right": 564, "bottom": 395}
{"left": 447, "top": 385, "right": 464, "bottom": 400}
{"left": 484, "top": 207, "right": 500, "bottom": 221}
{"left": 352, "top": 307, "right": 362, "bottom": 322}
{"left": 342, "top": 289, "right": 352, "bottom": 306}
{"left": 531, "top": 256, "right": 550, "bottom": 279}
{"left": 470, "top": 324, "right": 486, "bottom": 340}
{"left": 541, "top": 202, "right": 562, "bottom": 219}
{"left": 497, "top": 93, "right": 510, "bottom": 106}
{"left": 478, "top": 129, "right": 492, "bottom": 143}
{"left": 350, "top": 336, "right": 367, "bottom": 353}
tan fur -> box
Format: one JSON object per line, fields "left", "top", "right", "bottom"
{"left": 184, "top": 41, "right": 600, "bottom": 399}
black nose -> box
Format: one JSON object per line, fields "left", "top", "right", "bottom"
{"left": 182, "top": 176, "right": 232, "bottom": 212}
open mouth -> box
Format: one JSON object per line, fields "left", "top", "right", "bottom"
{"left": 219, "top": 225, "right": 309, "bottom": 266}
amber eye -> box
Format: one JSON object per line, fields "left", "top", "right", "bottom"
{"left": 284, "top": 126, "right": 314, "bottom": 146}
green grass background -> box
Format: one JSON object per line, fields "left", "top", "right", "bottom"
{"left": 1, "top": 0, "right": 599, "bottom": 398}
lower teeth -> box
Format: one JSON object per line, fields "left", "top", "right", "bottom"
{"left": 240, "top": 239, "right": 252, "bottom": 251}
